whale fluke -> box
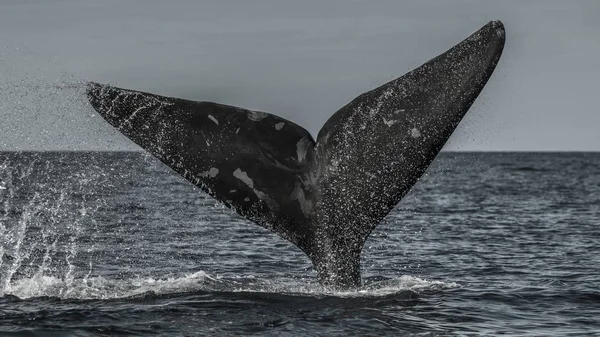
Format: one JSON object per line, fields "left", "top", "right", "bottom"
{"left": 87, "top": 21, "right": 505, "bottom": 288}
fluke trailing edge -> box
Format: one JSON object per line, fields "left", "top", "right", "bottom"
{"left": 87, "top": 21, "right": 505, "bottom": 289}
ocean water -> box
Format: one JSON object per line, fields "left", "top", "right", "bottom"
{"left": 0, "top": 151, "right": 599, "bottom": 336}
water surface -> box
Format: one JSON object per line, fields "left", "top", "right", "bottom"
{"left": 1, "top": 152, "right": 599, "bottom": 336}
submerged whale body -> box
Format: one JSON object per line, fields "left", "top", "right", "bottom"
{"left": 87, "top": 21, "right": 505, "bottom": 289}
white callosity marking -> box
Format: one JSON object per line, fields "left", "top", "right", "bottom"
{"left": 393, "top": 109, "right": 405, "bottom": 114}
{"left": 296, "top": 137, "right": 311, "bottom": 163}
{"left": 274, "top": 122, "right": 285, "bottom": 130}
{"left": 198, "top": 167, "right": 219, "bottom": 178}
{"left": 411, "top": 128, "right": 421, "bottom": 138}
{"left": 233, "top": 168, "right": 279, "bottom": 211}
{"left": 235, "top": 128, "right": 240, "bottom": 134}
{"left": 247, "top": 110, "right": 268, "bottom": 121}
{"left": 229, "top": 189, "right": 237, "bottom": 193}
{"left": 244, "top": 197, "right": 250, "bottom": 202}
{"left": 208, "top": 115, "right": 219, "bottom": 125}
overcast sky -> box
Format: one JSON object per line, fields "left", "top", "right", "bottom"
{"left": 0, "top": 0, "right": 598, "bottom": 151}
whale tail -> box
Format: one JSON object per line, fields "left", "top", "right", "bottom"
{"left": 87, "top": 21, "right": 505, "bottom": 288}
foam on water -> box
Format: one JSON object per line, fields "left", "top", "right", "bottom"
{"left": 3, "top": 272, "right": 459, "bottom": 300}
{"left": 4, "top": 271, "right": 213, "bottom": 299}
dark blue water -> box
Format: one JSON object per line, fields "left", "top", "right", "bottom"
{"left": 1, "top": 152, "right": 599, "bottom": 336}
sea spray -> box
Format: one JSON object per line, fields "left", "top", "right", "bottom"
{"left": 0, "top": 153, "right": 106, "bottom": 297}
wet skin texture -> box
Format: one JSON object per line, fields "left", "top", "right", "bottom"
{"left": 87, "top": 21, "right": 505, "bottom": 289}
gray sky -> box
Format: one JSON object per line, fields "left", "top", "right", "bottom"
{"left": 0, "top": 0, "right": 598, "bottom": 151}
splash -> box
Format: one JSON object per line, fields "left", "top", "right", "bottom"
{"left": 0, "top": 153, "right": 106, "bottom": 297}
{"left": 3, "top": 271, "right": 214, "bottom": 300}
{"left": 2, "top": 270, "right": 459, "bottom": 300}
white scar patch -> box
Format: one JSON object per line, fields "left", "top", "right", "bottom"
{"left": 233, "top": 168, "right": 254, "bottom": 188}
{"left": 411, "top": 128, "right": 421, "bottom": 138}
{"left": 198, "top": 167, "right": 219, "bottom": 178}
{"left": 208, "top": 115, "right": 219, "bottom": 125}
{"left": 296, "top": 137, "right": 311, "bottom": 163}
{"left": 274, "top": 122, "right": 285, "bottom": 130}
{"left": 233, "top": 168, "right": 279, "bottom": 211}
{"left": 247, "top": 110, "right": 268, "bottom": 121}
{"left": 200, "top": 130, "right": 211, "bottom": 147}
